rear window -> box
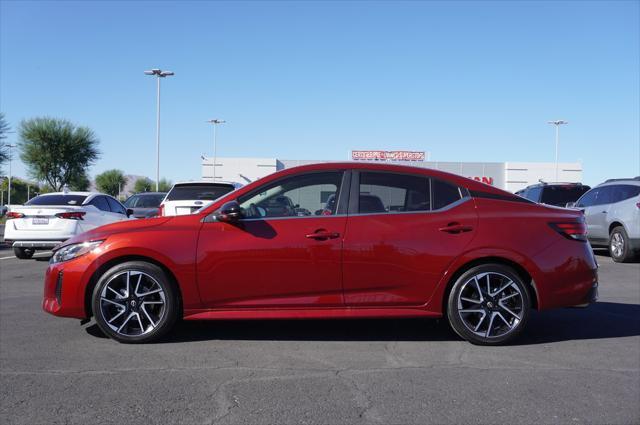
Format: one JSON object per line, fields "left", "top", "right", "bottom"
{"left": 25, "top": 195, "right": 87, "bottom": 206}
{"left": 540, "top": 186, "right": 590, "bottom": 206}
{"left": 166, "top": 184, "right": 235, "bottom": 201}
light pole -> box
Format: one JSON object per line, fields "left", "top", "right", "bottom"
{"left": 206, "top": 119, "right": 226, "bottom": 180}
{"left": 548, "top": 120, "right": 568, "bottom": 182}
{"left": 144, "top": 68, "right": 175, "bottom": 191}
{"left": 7, "top": 143, "right": 16, "bottom": 206}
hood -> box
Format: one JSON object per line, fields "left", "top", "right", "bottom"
{"left": 56, "top": 216, "right": 173, "bottom": 250}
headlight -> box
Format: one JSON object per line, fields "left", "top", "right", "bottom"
{"left": 50, "top": 240, "right": 104, "bottom": 264}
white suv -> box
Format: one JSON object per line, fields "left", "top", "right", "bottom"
{"left": 3, "top": 191, "right": 132, "bottom": 259}
{"left": 159, "top": 181, "right": 241, "bottom": 216}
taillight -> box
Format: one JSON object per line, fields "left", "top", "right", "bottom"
{"left": 6, "top": 212, "right": 24, "bottom": 219}
{"left": 549, "top": 221, "right": 588, "bottom": 241}
{"left": 55, "top": 212, "right": 86, "bottom": 220}
{"left": 158, "top": 204, "right": 165, "bottom": 216}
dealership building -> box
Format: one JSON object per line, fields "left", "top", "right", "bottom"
{"left": 201, "top": 151, "right": 583, "bottom": 193}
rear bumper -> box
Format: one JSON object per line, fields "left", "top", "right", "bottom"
{"left": 12, "top": 240, "right": 62, "bottom": 249}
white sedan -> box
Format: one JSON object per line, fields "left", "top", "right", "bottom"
{"left": 3, "top": 191, "right": 132, "bottom": 259}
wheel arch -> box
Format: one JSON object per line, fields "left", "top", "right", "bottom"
{"left": 441, "top": 256, "right": 539, "bottom": 315}
{"left": 608, "top": 221, "right": 625, "bottom": 235}
{"left": 84, "top": 255, "right": 183, "bottom": 318}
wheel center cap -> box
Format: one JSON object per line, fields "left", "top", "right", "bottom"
{"left": 486, "top": 301, "right": 494, "bottom": 309}
{"left": 130, "top": 300, "right": 137, "bottom": 308}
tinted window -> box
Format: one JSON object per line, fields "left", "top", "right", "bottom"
{"left": 106, "top": 197, "right": 127, "bottom": 214}
{"left": 123, "top": 195, "right": 139, "bottom": 208}
{"left": 432, "top": 179, "right": 462, "bottom": 210}
{"left": 125, "top": 194, "right": 164, "bottom": 208}
{"left": 25, "top": 195, "right": 87, "bottom": 206}
{"left": 359, "top": 172, "right": 430, "bottom": 213}
{"left": 239, "top": 172, "right": 343, "bottom": 218}
{"left": 594, "top": 186, "right": 615, "bottom": 206}
{"left": 524, "top": 186, "right": 542, "bottom": 202}
{"left": 611, "top": 185, "right": 640, "bottom": 203}
{"left": 166, "top": 184, "right": 235, "bottom": 201}
{"left": 577, "top": 189, "right": 598, "bottom": 207}
{"left": 89, "top": 196, "right": 110, "bottom": 212}
{"left": 540, "top": 186, "right": 591, "bottom": 207}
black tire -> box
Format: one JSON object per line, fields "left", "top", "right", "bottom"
{"left": 13, "top": 247, "right": 34, "bottom": 259}
{"left": 91, "top": 261, "right": 179, "bottom": 343}
{"left": 447, "top": 264, "right": 531, "bottom": 345}
{"left": 609, "top": 226, "right": 635, "bottom": 263}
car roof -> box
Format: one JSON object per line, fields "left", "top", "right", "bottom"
{"left": 597, "top": 178, "right": 640, "bottom": 188}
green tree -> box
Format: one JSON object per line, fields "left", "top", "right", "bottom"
{"left": 134, "top": 177, "right": 154, "bottom": 193}
{"left": 95, "top": 169, "right": 127, "bottom": 197}
{"left": 0, "top": 113, "right": 10, "bottom": 173}
{"left": 1, "top": 177, "right": 41, "bottom": 205}
{"left": 18, "top": 117, "right": 100, "bottom": 191}
{"left": 68, "top": 172, "right": 91, "bottom": 191}
{"left": 158, "top": 178, "right": 172, "bottom": 192}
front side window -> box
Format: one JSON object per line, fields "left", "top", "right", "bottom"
{"left": 524, "top": 186, "right": 542, "bottom": 202}
{"left": 576, "top": 188, "right": 598, "bottom": 207}
{"left": 238, "top": 172, "right": 343, "bottom": 219}
{"left": 358, "top": 172, "right": 430, "bottom": 214}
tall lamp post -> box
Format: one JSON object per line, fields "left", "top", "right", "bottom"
{"left": 144, "top": 68, "right": 174, "bottom": 191}
{"left": 548, "top": 120, "right": 568, "bottom": 182}
{"left": 7, "top": 143, "right": 16, "bottom": 206}
{"left": 206, "top": 119, "right": 226, "bottom": 180}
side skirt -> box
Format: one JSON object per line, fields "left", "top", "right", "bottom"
{"left": 183, "top": 307, "right": 442, "bottom": 321}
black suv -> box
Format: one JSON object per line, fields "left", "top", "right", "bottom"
{"left": 515, "top": 182, "right": 591, "bottom": 207}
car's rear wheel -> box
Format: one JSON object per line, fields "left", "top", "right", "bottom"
{"left": 447, "top": 264, "right": 531, "bottom": 345}
{"left": 609, "top": 226, "right": 634, "bottom": 263}
{"left": 92, "top": 261, "right": 179, "bottom": 343}
{"left": 13, "top": 247, "right": 34, "bottom": 259}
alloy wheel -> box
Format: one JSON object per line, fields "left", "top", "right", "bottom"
{"left": 99, "top": 270, "right": 166, "bottom": 337}
{"left": 457, "top": 272, "right": 524, "bottom": 339}
{"left": 611, "top": 232, "right": 624, "bottom": 258}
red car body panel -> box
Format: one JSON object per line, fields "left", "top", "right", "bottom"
{"left": 42, "top": 162, "right": 597, "bottom": 322}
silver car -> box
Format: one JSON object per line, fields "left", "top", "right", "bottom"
{"left": 571, "top": 177, "right": 640, "bottom": 262}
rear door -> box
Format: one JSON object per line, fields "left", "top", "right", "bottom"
{"left": 342, "top": 171, "right": 478, "bottom": 306}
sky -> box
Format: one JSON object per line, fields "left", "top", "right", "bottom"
{"left": 1, "top": 0, "right": 638, "bottom": 187}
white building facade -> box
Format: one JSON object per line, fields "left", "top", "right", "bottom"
{"left": 202, "top": 156, "right": 583, "bottom": 193}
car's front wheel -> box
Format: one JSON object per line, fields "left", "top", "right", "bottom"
{"left": 13, "top": 247, "right": 34, "bottom": 259}
{"left": 609, "top": 226, "right": 635, "bottom": 263}
{"left": 447, "top": 264, "right": 531, "bottom": 345}
{"left": 91, "top": 261, "right": 179, "bottom": 343}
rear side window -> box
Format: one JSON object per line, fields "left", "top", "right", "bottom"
{"left": 88, "top": 196, "right": 110, "bottom": 212}
{"left": 358, "top": 172, "right": 430, "bottom": 213}
{"left": 166, "top": 184, "right": 235, "bottom": 201}
{"left": 611, "top": 185, "right": 640, "bottom": 203}
{"left": 106, "top": 197, "right": 127, "bottom": 215}
{"left": 540, "top": 186, "right": 590, "bottom": 206}
{"left": 432, "top": 179, "right": 462, "bottom": 210}
{"left": 26, "top": 195, "right": 87, "bottom": 206}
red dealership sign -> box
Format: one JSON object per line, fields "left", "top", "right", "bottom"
{"left": 352, "top": 150, "right": 426, "bottom": 161}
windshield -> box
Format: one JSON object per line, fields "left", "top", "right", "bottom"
{"left": 166, "top": 184, "right": 235, "bottom": 201}
{"left": 25, "top": 194, "right": 87, "bottom": 206}
{"left": 540, "top": 186, "right": 590, "bottom": 206}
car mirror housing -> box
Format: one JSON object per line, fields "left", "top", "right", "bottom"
{"left": 126, "top": 208, "right": 135, "bottom": 217}
{"left": 214, "top": 201, "right": 244, "bottom": 223}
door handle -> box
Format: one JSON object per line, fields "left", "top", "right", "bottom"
{"left": 601, "top": 211, "right": 607, "bottom": 214}
{"left": 305, "top": 230, "right": 340, "bottom": 240}
{"left": 439, "top": 222, "right": 473, "bottom": 234}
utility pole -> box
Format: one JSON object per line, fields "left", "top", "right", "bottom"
{"left": 206, "top": 119, "right": 226, "bottom": 180}
{"left": 7, "top": 143, "right": 16, "bottom": 206}
{"left": 547, "top": 120, "right": 568, "bottom": 182}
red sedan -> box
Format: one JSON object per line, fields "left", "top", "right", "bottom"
{"left": 42, "top": 163, "right": 598, "bottom": 345}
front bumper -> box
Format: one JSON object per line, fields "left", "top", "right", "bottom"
{"left": 42, "top": 255, "right": 97, "bottom": 319}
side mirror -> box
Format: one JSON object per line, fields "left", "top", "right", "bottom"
{"left": 126, "top": 208, "right": 135, "bottom": 217}
{"left": 214, "top": 201, "right": 244, "bottom": 223}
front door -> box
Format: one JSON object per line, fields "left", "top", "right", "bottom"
{"left": 196, "top": 171, "right": 347, "bottom": 308}
{"left": 342, "top": 171, "right": 478, "bottom": 306}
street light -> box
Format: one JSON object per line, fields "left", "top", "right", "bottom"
{"left": 548, "top": 120, "right": 568, "bottom": 182}
{"left": 7, "top": 144, "right": 16, "bottom": 206}
{"left": 144, "top": 68, "right": 175, "bottom": 191}
{"left": 206, "top": 119, "right": 226, "bottom": 180}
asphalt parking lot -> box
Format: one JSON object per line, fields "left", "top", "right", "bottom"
{"left": 0, "top": 245, "right": 638, "bottom": 425}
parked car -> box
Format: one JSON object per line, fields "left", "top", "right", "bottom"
{"left": 43, "top": 163, "right": 598, "bottom": 345}
{"left": 568, "top": 177, "right": 640, "bottom": 263}
{"left": 3, "top": 191, "right": 132, "bottom": 259}
{"left": 123, "top": 192, "right": 167, "bottom": 218}
{"left": 159, "top": 181, "right": 241, "bottom": 216}
{"left": 515, "top": 182, "right": 590, "bottom": 207}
